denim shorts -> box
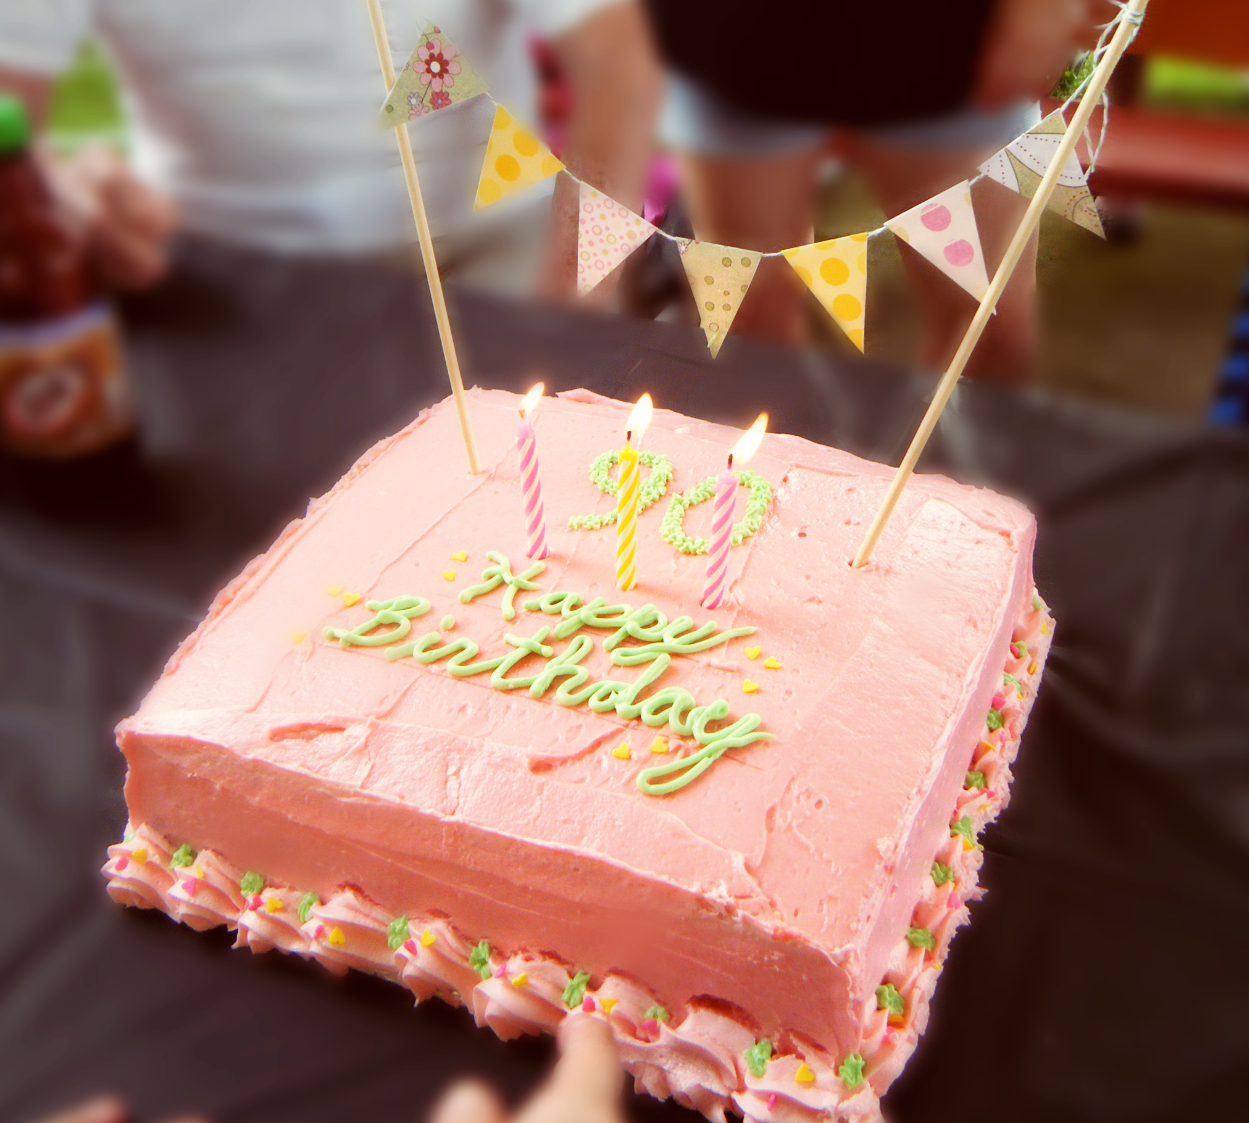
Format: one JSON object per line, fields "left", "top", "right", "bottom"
{"left": 659, "top": 71, "right": 1042, "bottom": 155}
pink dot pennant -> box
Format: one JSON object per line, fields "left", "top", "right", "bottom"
{"left": 576, "top": 183, "right": 659, "bottom": 296}
{"left": 884, "top": 181, "right": 990, "bottom": 301}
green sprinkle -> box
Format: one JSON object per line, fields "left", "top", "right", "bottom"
{"left": 297, "top": 891, "right": 319, "bottom": 924}
{"left": 986, "top": 708, "right": 1003, "bottom": 732}
{"left": 931, "top": 861, "right": 953, "bottom": 886}
{"left": 906, "top": 926, "right": 935, "bottom": 951}
{"left": 644, "top": 1004, "right": 669, "bottom": 1023}
{"left": 562, "top": 971, "right": 592, "bottom": 1009}
{"left": 169, "top": 844, "right": 196, "bottom": 869}
{"left": 951, "top": 815, "right": 980, "bottom": 848}
{"left": 1032, "top": 593, "right": 1043, "bottom": 611}
{"left": 1003, "top": 673, "right": 1018, "bottom": 686}
{"left": 965, "top": 770, "right": 987, "bottom": 790}
{"left": 441, "top": 615, "right": 455, "bottom": 631}
{"left": 838, "top": 1053, "right": 865, "bottom": 1089}
{"left": 387, "top": 916, "right": 410, "bottom": 951}
{"left": 1012, "top": 642, "right": 1028, "bottom": 659}
{"left": 743, "top": 1039, "right": 773, "bottom": 1078}
{"left": 875, "top": 983, "right": 905, "bottom": 1018}
{"left": 239, "top": 871, "right": 264, "bottom": 897}
{"left": 122, "top": 825, "right": 134, "bottom": 844}
{"left": 469, "top": 940, "right": 493, "bottom": 980}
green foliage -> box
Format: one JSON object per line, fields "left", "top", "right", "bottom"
{"left": 1050, "top": 52, "right": 1096, "bottom": 100}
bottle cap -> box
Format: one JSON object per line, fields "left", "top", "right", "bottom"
{"left": 0, "top": 95, "right": 31, "bottom": 154}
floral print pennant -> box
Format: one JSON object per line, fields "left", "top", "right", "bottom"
{"left": 378, "top": 23, "right": 488, "bottom": 127}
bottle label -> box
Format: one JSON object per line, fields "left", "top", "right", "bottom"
{"left": 0, "top": 302, "right": 133, "bottom": 457}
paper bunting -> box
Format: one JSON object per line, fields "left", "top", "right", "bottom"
{"left": 474, "top": 104, "right": 564, "bottom": 210}
{"left": 885, "top": 182, "right": 989, "bottom": 301}
{"left": 781, "top": 232, "right": 870, "bottom": 351}
{"left": 678, "top": 242, "right": 762, "bottom": 357}
{"left": 577, "top": 184, "right": 658, "bottom": 295}
{"left": 378, "top": 23, "right": 488, "bottom": 127}
{"left": 978, "top": 110, "right": 1104, "bottom": 237}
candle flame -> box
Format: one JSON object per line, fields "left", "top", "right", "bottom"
{"left": 730, "top": 412, "right": 768, "bottom": 467}
{"left": 520, "top": 382, "right": 545, "bottom": 420}
{"left": 626, "top": 393, "right": 653, "bottom": 443}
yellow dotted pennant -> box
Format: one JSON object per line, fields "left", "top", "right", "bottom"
{"left": 678, "top": 241, "right": 761, "bottom": 357}
{"left": 782, "top": 232, "right": 869, "bottom": 352}
{"left": 475, "top": 105, "right": 564, "bottom": 210}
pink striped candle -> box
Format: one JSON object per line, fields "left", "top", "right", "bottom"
{"left": 701, "top": 467, "right": 736, "bottom": 610}
{"left": 516, "top": 384, "right": 549, "bottom": 560}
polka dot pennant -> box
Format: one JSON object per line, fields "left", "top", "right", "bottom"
{"left": 378, "top": 23, "right": 488, "bottom": 128}
{"left": 474, "top": 104, "right": 565, "bottom": 211}
{"left": 979, "top": 110, "right": 1104, "bottom": 238}
{"left": 678, "top": 241, "right": 762, "bottom": 357}
{"left": 781, "top": 232, "right": 870, "bottom": 351}
{"left": 884, "top": 181, "right": 989, "bottom": 301}
{"left": 576, "top": 183, "right": 658, "bottom": 296}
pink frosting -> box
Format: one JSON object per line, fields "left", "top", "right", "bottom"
{"left": 107, "top": 389, "right": 1052, "bottom": 1121}
{"left": 164, "top": 849, "right": 245, "bottom": 931}
{"left": 235, "top": 884, "right": 311, "bottom": 955}
{"left": 102, "top": 823, "right": 176, "bottom": 910}
{"left": 472, "top": 955, "right": 570, "bottom": 1040}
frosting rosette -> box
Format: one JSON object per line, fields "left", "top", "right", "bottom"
{"left": 102, "top": 824, "right": 175, "bottom": 910}
{"left": 302, "top": 888, "right": 397, "bottom": 978}
{"left": 164, "top": 848, "right": 245, "bottom": 931}
{"left": 471, "top": 955, "right": 570, "bottom": 1040}
{"left": 395, "top": 918, "right": 484, "bottom": 1005}
{"left": 732, "top": 1050, "right": 850, "bottom": 1123}
{"left": 235, "top": 884, "right": 312, "bottom": 955}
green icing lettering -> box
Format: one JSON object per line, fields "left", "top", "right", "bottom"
{"left": 568, "top": 448, "right": 674, "bottom": 530}
{"left": 324, "top": 595, "right": 430, "bottom": 647}
{"left": 986, "top": 708, "right": 1003, "bottom": 732}
{"left": 661, "top": 469, "right": 773, "bottom": 556}
{"left": 297, "top": 891, "right": 319, "bottom": 924}
{"left": 644, "top": 1004, "right": 669, "bottom": 1023}
{"left": 744, "top": 1039, "right": 773, "bottom": 1078}
{"left": 458, "top": 552, "right": 545, "bottom": 621}
{"left": 906, "top": 926, "right": 935, "bottom": 951}
{"left": 951, "top": 816, "right": 980, "bottom": 848}
{"left": 562, "top": 970, "right": 591, "bottom": 1008}
{"left": 610, "top": 615, "right": 755, "bottom": 665}
{"left": 637, "top": 701, "right": 772, "bottom": 795}
{"left": 469, "top": 940, "right": 493, "bottom": 980}
{"left": 170, "top": 844, "right": 196, "bottom": 869}
{"left": 965, "top": 770, "right": 987, "bottom": 790}
{"left": 491, "top": 627, "right": 556, "bottom": 690}
{"left": 876, "top": 983, "right": 905, "bottom": 1017}
{"left": 530, "top": 635, "right": 594, "bottom": 700}
{"left": 239, "top": 871, "right": 264, "bottom": 897}
{"left": 387, "top": 916, "right": 410, "bottom": 951}
{"left": 931, "top": 861, "right": 953, "bottom": 886}
{"left": 838, "top": 1053, "right": 865, "bottom": 1089}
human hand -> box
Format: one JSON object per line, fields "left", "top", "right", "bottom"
{"left": 27, "top": 1093, "right": 205, "bottom": 1123}
{"left": 973, "top": 0, "right": 1102, "bottom": 108}
{"left": 431, "top": 1013, "right": 624, "bottom": 1123}
{"left": 47, "top": 144, "right": 178, "bottom": 291}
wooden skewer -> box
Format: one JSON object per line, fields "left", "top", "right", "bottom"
{"left": 364, "top": 0, "right": 481, "bottom": 475}
{"left": 852, "top": 0, "right": 1148, "bottom": 568}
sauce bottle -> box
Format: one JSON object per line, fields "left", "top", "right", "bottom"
{"left": 0, "top": 94, "right": 133, "bottom": 458}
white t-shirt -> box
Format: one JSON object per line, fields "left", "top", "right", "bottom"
{"left": 0, "top": 0, "right": 611, "bottom": 253}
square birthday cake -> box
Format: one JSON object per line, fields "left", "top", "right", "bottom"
{"left": 104, "top": 388, "right": 1052, "bottom": 1123}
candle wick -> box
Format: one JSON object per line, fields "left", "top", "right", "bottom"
{"left": 727, "top": 453, "right": 734, "bottom": 470}
{"left": 626, "top": 431, "right": 632, "bottom": 446}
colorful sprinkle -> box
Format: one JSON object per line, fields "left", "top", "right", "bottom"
{"left": 762, "top": 656, "right": 781, "bottom": 670}
{"left": 744, "top": 1039, "right": 774, "bottom": 1078}
{"left": 131, "top": 847, "right": 148, "bottom": 865}
{"left": 744, "top": 646, "right": 761, "bottom": 660}
{"left": 906, "top": 926, "right": 935, "bottom": 951}
{"left": 420, "top": 928, "right": 436, "bottom": 948}
{"left": 599, "top": 997, "right": 618, "bottom": 1015}
{"left": 343, "top": 592, "right": 361, "bottom": 607}
{"left": 291, "top": 631, "right": 307, "bottom": 644}
{"left": 115, "top": 855, "right": 129, "bottom": 871}
{"left": 965, "top": 770, "right": 987, "bottom": 790}
{"left": 180, "top": 878, "right": 198, "bottom": 896}
{"left": 876, "top": 982, "right": 905, "bottom": 1018}
{"left": 951, "top": 815, "right": 979, "bottom": 850}
{"left": 795, "top": 1061, "right": 816, "bottom": 1084}
{"left": 563, "top": 970, "right": 591, "bottom": 1009}
{"left": 582, "top": 996, "right": 596, "bottom": 1013}
{"left": 240, "top": 871, "right": 265, "bottom": 898}
{"left": 264, "top": 896, "right": 283, "bottom": 914}
{"left": 648, "top": 737, "right": 669, "bottom": 755}
{"left": 838, "top": 1053, "right": 865, "bottom": 1090}
{"left": 742, "top": 680, "right": 759, "bottom": 694}
{"left": 1012, "top": 641, "right": 1028, "bottom": 658}
{"left": 512, "top": 972, "right": 529, "bottom": 988}
{"left": 297, "top": 891, "right": 319, "bottom": 924}
{"left": 766, "top": 1094, "right": 778, "bottom": 1112}
{"left": 469, "top": 940, "right": 493, "bottom": 979}
{"left": 451, "top": 550, "right": 468, "bottom": 562}
{"left": 986, "top": 708, "right": 1003, "bottom": 732}
{"left": 169, "top": 844, "right": 195, "bottom": 869}
{"left": 441, "top": 570, "right": 457, "bottom": 582}
{"left": 327, "top": 926, "right": 346, "bottom": 947}
{"left": 387, "top": 916, "right": 410, "bottom": 950}
{"left": 1042, "top": 622, "right": 1052, "bottom": 634}
{"left": 327, "top": 585, "right": 343, "bottom": 597}
{"left": 494, "top": 965, "right": 507, "bottom": 979}
{"left": 644, "top": 1004, "right": 670, "bottom": 1023}
{"left": 1028, "top": 661, "right": 1038, "bottom": 675}
{"left": 611, "top": 743, "right": 631, "bottom": 761}
{"left": 931, "top": 861, "right": 953, "bottom": 886}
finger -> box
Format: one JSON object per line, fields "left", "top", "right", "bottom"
{"left": 429, "top": 1080, "right": 507, "bottom": 1123}
{"left": 35, "top": 1094, "right": 127, "bottom": 1123}
{"left": 549, "top": 1012, "right": 622, "bottom": 1104}
{"left": 89, "top": 216, "right": 171, "bottom": 289}
{"left": 99, "top": 172, "right": 179, "bottom": 240}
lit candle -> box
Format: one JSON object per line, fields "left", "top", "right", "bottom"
{"left": 702, "top": 413, "right": 767, "bottom": 611}
{"left": 516, "top": 382, "right": 549, "bottom": 560}
{"left": 616, "top": 393, "right": 653, "bottom": 591}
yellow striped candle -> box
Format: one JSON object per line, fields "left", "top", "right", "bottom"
{"left": 615, "top": 393, "right": 652, "bottom": 592}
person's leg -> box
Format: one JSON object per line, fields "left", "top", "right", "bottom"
{"left": 848, "top": 134, "right": 1037, "bottom": 383}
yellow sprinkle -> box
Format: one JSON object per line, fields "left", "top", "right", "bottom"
{"left": 599, "top": 997, "right": 618, "bottom": 1015}
{"left": 327, "top": 926, "right": 346, "bottom": 947}
{"left": 742, "top": 680, "right": 759, "bottom": 694}
{"left": 511, "top": 972, "right": 529, "bottom": 988}
{"left": 420, "top": 928, "right": 436, "bottom": 948}
{"left": 979, "top": 740, "right": 996, "bottom": 755}
{"left": 961, "top": 836, "right": 975, "bottom": 851}
{"left": 795, "top": 1062, "right": 816, "bottom": 1084}
{"left": 763, "top": 657, "right": 781, "bottom": 670}
{"left": 264, "top": 896, "right": 283, "bottom": 914}
{"left": 612, "top": 743, "right": 631, "bottom": 761}
{"left": 441, "top": 570, "right": 457, "bottom": 582}
{"left": 744, "top": 646, "right": 761, "bottom": 660}
{"left": 327, "top": 585, "right": 343, "bottom": 597}
{"left": 342, "top": 592, "right": 360, "bottom": 607}
{"left": 291, "top": 631, "right": 306, "bottom": 644}
{"left": 888, "top": 1013, "right": 905, "bottom": 1028}
{"left": 131, "top": 847, "right": 148, "bottom": 865}
{"left": 1028, "top": 661, "right": 1038, "bottom": 675}
{"left": 1017, "top": 690, "right": 1025, "bottom": 700}
{"left": 1042, "top": 623, "right": 1052, "bottom": 634}
{"left": 649, "top": 737, "right": 669, "bottom": 755}
{"left": 451, "top": 550, "right": 468, "bottom": 563}
{"left": 193, "top": 864, "right": 204, "bottom": 879}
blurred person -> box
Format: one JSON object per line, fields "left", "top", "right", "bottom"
{"left": 0, "top": 0, "right": 660, "bottom": 296}
{"left": 646, "top": 0, "right": 1104, "bottom": 382}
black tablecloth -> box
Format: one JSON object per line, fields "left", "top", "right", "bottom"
{"left": 2, "top": 241, "right": 1246, "bottom": 1123}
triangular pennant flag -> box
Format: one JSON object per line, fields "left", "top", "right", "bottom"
{"left": 577, "top": 183, "right": 658, "bottom": 295}
{"left": 474, "top": 104, "right": 564, "bottom": 210}
{"left": 978, "top": 110, "right": 1104, "bottom": 237}
{"left": 678, "top": 242, "right": 762, "bottom": 357}
{"left": 378, "top": 23, "right": 488, "bottom": 128}
{"left": 885, "top": 182, "right": 989, "bottom": 301}
{"left": 781, "top": 232, "right": 870, "bottom": 351}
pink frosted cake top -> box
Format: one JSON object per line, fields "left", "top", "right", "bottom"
{"left": 120, "top": 388, "right": 1035, "bottom": 1059}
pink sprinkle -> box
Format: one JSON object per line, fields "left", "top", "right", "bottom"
{"left": 883, "top": 1029, "right": 895, "bottom": 1045}
{"left": 641, "top": 1018, "right": 658, "bottom": 1035}
{"left": 115, "top": 856, "right": 129, "bottom": 872}
{"left": 766, "top": 1093, "right": 778, "bottom": 1111}
{"left": 180, "top": 878, "right": 198, "bottom": 895}
{"left": 920, "top": 203, "right": 952, "bottom": 231}
{"left": 991, "top": 693, "right": 1006, "bottom": 710}
{"left": 248, "top": 896, "right": 262, "bottom": 911}
{"left": 949, "top": 893, "right": 961, "bottom": 909}
{"left": 943, "top": 238, "right": 975, "bottom": 267}
{"left": 314, "top": 924, "right": 326, "bottom": 939}
{"left": 582, "top": 996, "right": 596, "bottom": 1013}
{"left": 494, "top": 966, "right": 506, "bottom": 979}
{"left": 403, "top": 939, "right": 417, "bottom": 955}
